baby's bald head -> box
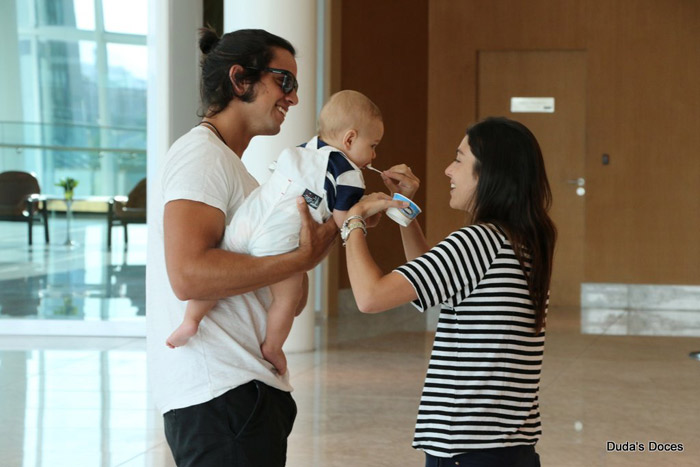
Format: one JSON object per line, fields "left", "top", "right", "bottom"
{"left": 318, "top": 90, "right": 382, "bottom": 145}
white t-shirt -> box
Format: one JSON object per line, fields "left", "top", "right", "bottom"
{"left": 146, "top": 126, "right": 293, "bottom": 415}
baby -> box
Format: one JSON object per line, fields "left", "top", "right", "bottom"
{"left": 167, "top": 90, "right": 384, "bottom": 374}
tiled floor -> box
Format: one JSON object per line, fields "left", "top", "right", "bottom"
{"left": 1, "top": 218, "right": 699, "bottom": 466}
{"left": 0, "top": 215, "right": 146, "bottom": 333}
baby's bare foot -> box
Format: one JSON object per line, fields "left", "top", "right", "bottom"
{"left": 166, "top": 321, "right": 199, "bottom": 348}
{"left": 261, "top": 341, "right": 288, "bottom": 375}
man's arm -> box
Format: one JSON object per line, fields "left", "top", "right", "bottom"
{"left": 164, "top": 197, "right": 337, "bottom": 301}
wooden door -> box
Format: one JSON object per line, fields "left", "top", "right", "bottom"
{"left": 477, "top": 51, "right": 586, "bottom": 308}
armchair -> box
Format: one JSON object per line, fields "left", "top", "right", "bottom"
{"left": 107, "top": 178, "right": 147, "bottom": 249}
{"left": 0, "top": 171, "right": 49, "bottom": 245}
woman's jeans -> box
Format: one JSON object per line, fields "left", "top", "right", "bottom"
{"left": 425, "top": 444, "right": 541, "bottom": 467}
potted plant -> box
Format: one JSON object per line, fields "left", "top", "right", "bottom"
{"left": 55, "top": 177, "right": 79, "bottom": 246}
{"left": 56, "top": 177, "right": 79, "bottom": 200}
{"left": 51, "top": 295, "right": 81, "bottom": 318}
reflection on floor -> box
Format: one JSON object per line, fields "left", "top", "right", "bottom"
{"left": 1, "top": 305, "right": 699, "bottom": 467}
{"left": 0, "top": 216, "right": 145, "bottom": 333}
{"left": 1, "top": 218, "right": 699, "bottom": 466}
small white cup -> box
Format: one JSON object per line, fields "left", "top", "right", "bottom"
{"left": 385, "top": 193, "right": 421, "bottom": 227}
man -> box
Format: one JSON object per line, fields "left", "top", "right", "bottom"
{"left": 146, "top": 28, "right": 337, "bottom": 466}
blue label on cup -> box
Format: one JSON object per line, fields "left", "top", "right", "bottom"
{"left": 386, "top": 193, "right": 421, "bottom": 226}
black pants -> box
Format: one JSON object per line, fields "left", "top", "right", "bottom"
{"left": 425, "top": 445, "right": 541, "bottom": 467}
{"left": 164, "top": 380, "right": 297, "bottom": 466}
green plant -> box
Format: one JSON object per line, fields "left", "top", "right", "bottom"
{"left": 56, "top": 177, "right": 79, "bottom": 200}
{"left": 53, "top": 295, "right": 79, "bottom": 316}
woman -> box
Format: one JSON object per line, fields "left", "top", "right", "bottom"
{"left": 342, "top": 117, "right": 556, "bottom": 466}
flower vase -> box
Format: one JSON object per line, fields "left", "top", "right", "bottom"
{"left": 64, "top": 198, "right": 75, "bottom": 246}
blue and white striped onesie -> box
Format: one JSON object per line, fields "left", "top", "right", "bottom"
{"left": 222, "top": 136, "right": 365, "bottom": 256}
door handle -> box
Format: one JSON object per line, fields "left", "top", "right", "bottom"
{"left": 566, "top": 177, "right": 586, "bottom": 196}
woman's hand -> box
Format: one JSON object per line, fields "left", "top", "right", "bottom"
{"left": 347, "top": 192, "right": 408, "bottom": 221}
{"left": 363, "top": 211, "right": 383, "bottom": 228}
{"left": 381, "top": 164, "right": 420, "bottom": 199}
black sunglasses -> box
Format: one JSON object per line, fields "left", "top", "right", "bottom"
{"left": 248, "top": 67, "right": 298, "bottom": 94}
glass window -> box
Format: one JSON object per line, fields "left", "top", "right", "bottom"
{"left": 102, "top": 0, "right": 148, "bottom": 35}
{"left": 5, "top": 0, "right": 147, "bottom": 197}
{"left": 106, "top": 43, "right": 147, "bottom": 186}
{"left": 1, "top": 0, "right": 149, "bottom": 335}
{"left": 107, "top": 43, "right": 148, "bottom": 84}
{"left": 73, "top": 0, "right": 96, "bottom": 30}
{"left": 106, "top": 43, "right": 147, "bottom": 127}
{"left": 36, "top": 40, "right": 99, "bottom": 128}
{"left": 16, "top": 0, "right": 33, "bottom": 29}
{"left": 35, "top": 0, "right": 95, "bottom": 30}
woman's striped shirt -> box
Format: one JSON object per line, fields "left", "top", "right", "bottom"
{"left": 395, "top": 223, "right": 545, "bottom": 458}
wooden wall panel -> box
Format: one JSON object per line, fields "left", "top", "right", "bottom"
{"left": 336, "top": 0, "right": 699, "bottom": 293}
{"left": 584, "top": 0, "right": 700, "bottom": 283}
{"left": 428, "top": 0, "right": 700, "bottom": 286}
{"left": 427, "top": 0, "right": 587, "bottom": 245}
{"left": 338, "top": 0, "right": 429, "bottom": 288}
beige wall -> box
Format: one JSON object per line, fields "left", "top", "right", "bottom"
{"left": 427, "top": 0, "right": 700, "bottom": 285}
{"left": 337, "top": 0, "right": 700, "bottom": 291}
{"left": 337, "top": 0, "right": 429, "bottom": 288}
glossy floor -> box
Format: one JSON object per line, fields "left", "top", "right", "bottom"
{"left": 0, "top": 216, "right": 145, "bottom": 329}
{"left": 1, "top": 219, "right": 699, "bottom": 466}
{"left": 0, "top": 306, "right": 699, "bottom": 466}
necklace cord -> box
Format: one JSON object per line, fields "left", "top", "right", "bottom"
{"left": 198, "top": 121, "right": 228, "bottom": 147}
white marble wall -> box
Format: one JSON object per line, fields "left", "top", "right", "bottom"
{"left": 580, "top": 283, "right": 700, "bottom": 336}
{"left": 582, "top": 283, "right": 700, "bottom": 310}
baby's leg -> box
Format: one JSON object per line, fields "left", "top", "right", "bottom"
{"left": 261, "top": 273, "right": 305, "bottom": 375}
{"left": 166, "top": 300, "right": 216, "bottom": 348}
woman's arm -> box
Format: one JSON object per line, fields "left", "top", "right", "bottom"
{"left": 379, "top": 164, "right": 429, "bottom": 260}
{"left": 343, "top": 193, "right": 418, "bottom": 313}
{"left": 398, "top": 218, "right": 429, "bottom": 261}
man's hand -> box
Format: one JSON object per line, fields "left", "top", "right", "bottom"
{"left": 296, "top": 197, "right": 338, "bottom": 270}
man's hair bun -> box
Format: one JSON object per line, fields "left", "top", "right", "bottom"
{"left": 199, "top": 27, "right": 220, "bottom": 54}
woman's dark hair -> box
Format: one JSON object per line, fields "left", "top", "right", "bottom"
{"left": 466, "top": 117, "right": 557, "bottom": 334}
{"left": 198, "top": 28, "right": 296, "bottom": 117}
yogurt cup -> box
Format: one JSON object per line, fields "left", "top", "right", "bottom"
{"left": 386, "top": 193, "right": 421, "bottom": 227}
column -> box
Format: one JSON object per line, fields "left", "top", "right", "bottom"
{"left": 145, "top": 0, "right": 203, "bottom": 429}
{"left": 0, "top": 0, "right": 22, "bottom": 172}
{"left": 0, "top": 1, "right": 22, "bottom": 121}
{"left": 225, "top": 0, "right": 319, "bottom": 352}
{"left": 146, "top": 0, "right": 202, "bottom": 218}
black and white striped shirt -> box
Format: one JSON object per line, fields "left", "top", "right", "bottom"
{"left": 395, "top": 223, "right": 545, "bottom": 457}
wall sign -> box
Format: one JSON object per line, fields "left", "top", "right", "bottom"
{"left": 510, "top": 97, "right": 555, "bottom": 113}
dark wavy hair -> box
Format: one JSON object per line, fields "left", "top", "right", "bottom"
{"left": 198, "top": 28, "right": 296, "bottom": 117}
{"left": 466, "top": 117, "right": 557, "bottom": 333}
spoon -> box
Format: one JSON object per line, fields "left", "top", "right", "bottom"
{"left": 366, "top": 165, "right": 383, "bottom": 175}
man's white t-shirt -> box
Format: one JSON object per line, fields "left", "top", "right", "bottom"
{"left": 146, "top": 126, "right": 293, "bottom": 415}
